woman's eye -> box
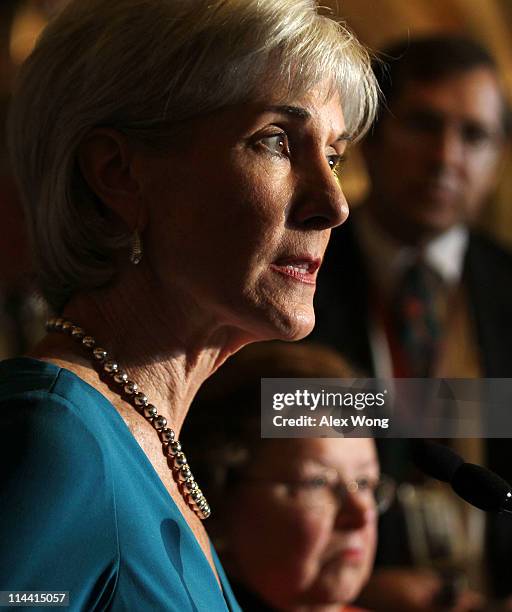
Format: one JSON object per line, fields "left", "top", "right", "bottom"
{"left": 356, "top": 477, "right": 377, "bottom": 492}
{"left": 259, "top": 133, "right": 288, "bottom": 156}
{"left": 328, "top": 154, "right": 344, "bottom": 173}
{"left": 300, "top": 476, "right": 329, "bottom": 489}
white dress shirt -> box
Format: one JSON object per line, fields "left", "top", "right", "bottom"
{"left": 353, "top": 207, "right": 469, "bottom": 378}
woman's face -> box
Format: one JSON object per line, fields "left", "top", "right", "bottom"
{"left": 138, "top": 84, "right": 348, "bottom": 344}
{"left": 223, "top": 438, "right": 379, "bottom": 610}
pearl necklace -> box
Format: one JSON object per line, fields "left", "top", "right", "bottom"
{"left": 46, "top": 317, "right": 211, "bottom": 520}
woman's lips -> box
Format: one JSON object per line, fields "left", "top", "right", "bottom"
{"left": 270, "top": 257, "right": 321, "bottom": 286}
{"left": 339, "top": 547, "right": 365, "bottom": 563}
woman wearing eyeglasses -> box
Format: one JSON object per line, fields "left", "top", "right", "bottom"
{"left": 182, "top": 342, "right": 395, "bottom": 612}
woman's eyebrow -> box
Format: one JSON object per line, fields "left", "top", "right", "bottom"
{"left": 335, "top": 132, "right": 352, "bottom": 143}
{"left": 354, "top": 459, "right": 379, "bottom": 471}
{"left": 265, "top": 104, "right": 312, "bottom": 119}
{"left": 264, "top": 104, "right": 352, "bottom": 143}
{"left": 301, "top": 457, "right": 377, "bottom": 471}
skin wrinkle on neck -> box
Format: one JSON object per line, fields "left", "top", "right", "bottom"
{"left": 30, "top": 261, "right": 252, "bottom": 437}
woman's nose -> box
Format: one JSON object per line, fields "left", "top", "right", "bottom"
{"left": 335, "top": 493, "right": 376, "bottom": 531}
{"left": 290, "top": 162, "right": 349, "bottom": 231}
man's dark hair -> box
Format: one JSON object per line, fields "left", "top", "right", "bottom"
{"left": 371, "top": 34, "right": 511, "bottom": 136}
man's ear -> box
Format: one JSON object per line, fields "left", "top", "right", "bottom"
{"left": 78, "top": 128, "right": 147, "bottom": 230}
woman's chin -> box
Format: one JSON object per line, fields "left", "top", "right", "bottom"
{"left": 308, "top": 567, "right": 365, "bottom": 608}
{"left": 230, "top": 299, "right": 316, "bottom": 344}
{"left": 268, "top": 303, "right": 316, "bottom": 342}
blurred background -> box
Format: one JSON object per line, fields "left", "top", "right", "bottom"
{"left": 0, "top": 0, "right": 511, "bottom": 356}
{"left": 334, "top": 0, "right": 512, "bottom": 247}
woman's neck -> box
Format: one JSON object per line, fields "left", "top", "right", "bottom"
{"left": 31, "top": 272, "right": 250, "bottom": 435}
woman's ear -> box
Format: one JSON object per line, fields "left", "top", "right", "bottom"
{"left": 78, "top": 128, "right": 147, "bottom": 230}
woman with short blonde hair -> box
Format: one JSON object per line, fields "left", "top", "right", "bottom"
{"left": 1, "top": 1, "right": 377, "bottom": 609}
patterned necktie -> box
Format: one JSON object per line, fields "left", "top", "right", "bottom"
{"left": 392, "top": 260, "right": 445, "bottom": 377}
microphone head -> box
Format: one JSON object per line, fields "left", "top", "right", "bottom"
{"left": 451, "top": 463, "right": 512, "bottom": 512}
{"left": 412, "top": 440, "right": 464, "bottom": 483}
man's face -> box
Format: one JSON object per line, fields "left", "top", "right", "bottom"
{"left": 364, "top": 67, "right": 505, "bottom": 244}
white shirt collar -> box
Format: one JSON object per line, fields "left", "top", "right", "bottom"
{"left": 424, "top": 225, "right": 469, "bottom": 284}
{"left": 354, "top": 207, "right": 469, "bottom": 299}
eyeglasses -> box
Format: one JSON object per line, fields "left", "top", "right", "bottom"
{"left": 246, "top": 474, "right": 396, "bottom": 515}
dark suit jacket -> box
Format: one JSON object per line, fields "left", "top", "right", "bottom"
{"left": 309, "top": 218, "right": 512, "bottom": 596}
{"left": 313, "top": 219, "right": 512, "bottom": 379}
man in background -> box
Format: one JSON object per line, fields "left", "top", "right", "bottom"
{"left": 312, "top": 35, "right": 512, "bottom": 606}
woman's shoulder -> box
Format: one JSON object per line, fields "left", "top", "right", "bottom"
{"left": 0, "top": 357, "right": 237, "bottom": 611}
{"left": 0, "top": 357, "right": 124, "bottom": 525}
{"left": 0, "top": 358, "right": 120, "bottom": 609}
{"left": 0, "top": 356, "right": 61, "bottom": 393}
{"left": 0, "top": 356, "right": 110, "bottom": 411}
{"left": 0, "top": 356, "right": 122, "bottom": 445}
{"left": 0, "top": 355, "right": 109, "bottom": 439}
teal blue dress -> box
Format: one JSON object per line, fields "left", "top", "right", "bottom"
{"left": 0, "top": 358, "right": 241, "bottom": 612}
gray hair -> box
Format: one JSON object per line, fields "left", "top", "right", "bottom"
{"left": 8, "top": 0, "right": 378, "bottom": 312}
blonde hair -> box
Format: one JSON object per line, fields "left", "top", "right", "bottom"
{"left": 8, "top": 0, "right": 378, "bottom": 311}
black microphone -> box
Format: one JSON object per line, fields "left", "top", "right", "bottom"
{"left": 451, "top": 462, "right": 512, "bottom": 514}
{"left": 413, "top": 440, "right": 512, "bottom": 514}
{"left": 412, "top": 440, "right": 464, "bottom": 483}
